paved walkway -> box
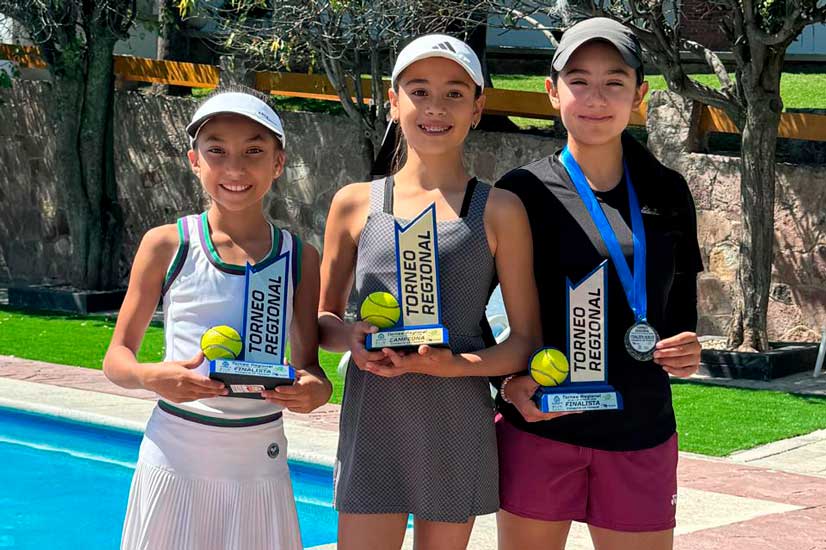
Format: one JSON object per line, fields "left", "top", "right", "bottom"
{"left": 692, "top": 369, "right": 826, "bottom": 397}
{"left": 1, "top": 356, "right": 825, "bottom": 549}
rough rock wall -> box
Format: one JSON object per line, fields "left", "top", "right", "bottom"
{"left": 647, "top": 91, "right": 826, "bottom": 340}
{"left": 1, "top": 83, "right": 823, "bottom": 338}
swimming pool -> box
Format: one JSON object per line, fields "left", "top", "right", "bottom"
{"left": 0, "top": 406, "right": 338, "bottom": 549}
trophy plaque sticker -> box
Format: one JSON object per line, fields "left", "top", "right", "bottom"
{"left": 365, "top": 203, "right": 449, "bottom": 351}
{"left": 533, "top": 261, "right": 623, "bottom": 412}
{"left": 206, "top": 251, "right": 295, "bottom": 398}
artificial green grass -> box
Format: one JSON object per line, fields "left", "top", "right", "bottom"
{"left": 649, "top": 73, "right": 826, "bottom": 111}
{"left": 491, "top": 72, "right": 826, "bottom": 109}
{"left": 0, "top": 306, "right": 345, "bottom": 403}
{"left": 490, "top": 72, "right": 826, "bottom": 129}
{"left": 0, "top": 307, "right": 166, "bottom": 368}
{"left": 317, "top": 348, "right": 346, "bottom": 404}
{"left": 672, "top": 381, "right": 826, "bottom": 456}
{"left": 2, "top": 306, "right": 825, "bottom": 457}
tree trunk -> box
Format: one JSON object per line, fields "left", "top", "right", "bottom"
{"left": 726, "top": 53, "right": 784, "bottom": 352}
{"left": 50, "top": 33, "right": 123, "bottom": 290}
{"left": 79, "top": 32, "right": 123, "bottom": 290}
{"left": 49, "top": 77, "right": 87, "bottom": 288}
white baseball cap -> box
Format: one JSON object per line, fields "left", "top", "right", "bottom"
{"left": 391, "top": 34, "right": 484, "bottom": 91}
{"left": 186, "top": 92, "right": 286, "bottom": 147}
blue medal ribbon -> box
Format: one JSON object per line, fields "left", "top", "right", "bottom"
{"left": 560, "top": 147, "right": 647, "bottom": 323}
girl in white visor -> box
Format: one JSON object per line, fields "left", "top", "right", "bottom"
{"left": 318, "top": 35, "right": 541, "bottom": 549}
{"left": 104, "top": 85, "right": 332, "bottom": 550}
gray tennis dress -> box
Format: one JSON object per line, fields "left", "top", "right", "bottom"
{"left": 334, "top": 176, "right": 499, "bottom": 523}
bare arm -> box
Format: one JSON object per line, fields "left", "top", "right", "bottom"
{"left": 455, "top": 188, "right": 542, "bottom": 375}
{"left": 317, "top": 183, "right": 390, "bottom": 368}
{"left": 317, "top": 183, "right": 362, "bottom": 352}
{"left": 103, "top": 225, "right": 226, "bottom": 402}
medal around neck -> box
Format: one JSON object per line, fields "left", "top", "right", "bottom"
{"left": 203, "top": 252, "right": 295, "bottom": 398}
{"left": 365, "top": 203, "right": 449, "bottom": 351}
{"left": 532, "top": 261, "right": 623, "bottom": 412}
{"left": 559, "top": 147, "right": 659, "bottom": 362}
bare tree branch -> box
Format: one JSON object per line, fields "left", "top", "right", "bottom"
{"left": 682, "top": 39, "right": 734, "bottom": 91}
{"left": 193, "top": 0, "right": 493, "bottom": 154}
{"left": 503, "top": 8, "right": 559, "bottom": 47}
{"left": 586, "top": 3, "right": 743, "bottom": 119}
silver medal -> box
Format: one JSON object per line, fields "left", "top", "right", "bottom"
{"left": 624, "top": 322, "right": 659, "bottom": 361}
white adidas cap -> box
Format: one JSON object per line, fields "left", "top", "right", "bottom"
{"left": 186, "top": 92, "right": 286, "bottom": 147}
{"left": 391, "top": 34, "right": 484, "bottom": 91}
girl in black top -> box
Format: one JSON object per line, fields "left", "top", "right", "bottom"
{"left": 494, "top": 18, "right": 703, "bottom": 550}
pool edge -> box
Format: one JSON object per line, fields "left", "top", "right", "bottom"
{"left": 0, "top": 395, "right": 337, "bottom": 469}
{"left": 0, "top": 396, "right": 146, "bottom": 434}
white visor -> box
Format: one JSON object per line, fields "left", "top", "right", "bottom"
{"left": 187, "top": 92, "right": 285, "bottom": 147}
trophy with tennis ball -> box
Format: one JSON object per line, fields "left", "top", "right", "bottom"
{"left": 531, "top": 262, "right": 623, "bottom": 412}
{"left": 364, "top": 204, "right": 449, "bottom": 351}
{"left": 202, "top": 253, "right": 295, "bottom": 398}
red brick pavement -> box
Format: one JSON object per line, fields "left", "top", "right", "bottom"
{"left": 3, "top": 356, "right": 825, "bottom": 549}
{"left": 675, "top": 456, "right": 826, "bottom": 548}
{"left": 0, "top": 356, "right": 342, "bottom": 431}
{"left": 676, "top": 507, "right": 826, "bottom": 550}
{"left": 0, "top": 356, "right": 156, "bottom": 399}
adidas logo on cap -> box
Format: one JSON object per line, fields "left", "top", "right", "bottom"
{"left": 391, "top": 34, "right": 484, "bottom": 90}
{"left": 432, "top": 42, "right": 457, "bottom": 53}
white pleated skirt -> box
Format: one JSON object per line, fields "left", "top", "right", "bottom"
{"left": 121, "top": 406, "right": 303, "bottom": 550}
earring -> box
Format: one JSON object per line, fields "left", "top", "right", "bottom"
{"left": 472, "top": 119, "right": 480, "bottom": 130}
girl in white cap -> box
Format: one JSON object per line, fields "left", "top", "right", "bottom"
{"left": 318, "top": 35, "right": 541, "bottom": 549}
{"left": 104, "top": 85, "right": 332, "bottom": 550}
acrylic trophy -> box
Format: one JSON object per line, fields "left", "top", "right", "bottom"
{"left": 208, "top": 251, "right": 296, "bottom": 398}
{"left": 533, "top": 261, "right": 623, "bottom": 412}
{"left": 365, "top": 204, "right": 449, "bottom": 351}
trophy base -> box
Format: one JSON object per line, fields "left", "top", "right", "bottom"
{"left": 209, "top": 359, "right": 295, "bottom": 399}
{"left": 365, "top": 325, "right": 449, "bottom": 351}
{"left": 533, "top": 384, "right": 624, "bottom": 412}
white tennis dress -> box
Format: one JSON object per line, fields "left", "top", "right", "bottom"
{"left": 121, "top": 213, "right": 303, "bottom": 550}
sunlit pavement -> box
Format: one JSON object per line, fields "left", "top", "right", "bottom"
{"left": 1, "top": 357, "right": 824, "bottom": 550}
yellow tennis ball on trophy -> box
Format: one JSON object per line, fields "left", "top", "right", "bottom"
{"left": 200, "top": 325, "right": 243, "bottom": 361}
{"left": 360, "top": 291, "right": 401, "bottom": 329}
{"left": 530, "top": 348, "right": 570, "bottom": 387}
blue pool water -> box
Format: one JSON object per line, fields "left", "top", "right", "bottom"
{"left": 0, "top": 407, "right": 338, "bottom": 549}
{"left": 486, "top": 286, "right": 508, "bottom": 338}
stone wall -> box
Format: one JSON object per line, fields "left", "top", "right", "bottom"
{"left": 0, "top": 82, "right": 823, "bottom": 339}
{"left": 0, "top": 82, "right": 373, "bottom": 284}
{"left": 647, "top": 92, "right": 826, "bottom": 340}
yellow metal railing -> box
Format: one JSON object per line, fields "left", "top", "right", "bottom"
{"left": 3, "top": 43, "right": 825, "bottom": 142}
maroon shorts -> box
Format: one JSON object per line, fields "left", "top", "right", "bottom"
{"left": 496, "top": 416, "right": 678, "bottom": 532}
